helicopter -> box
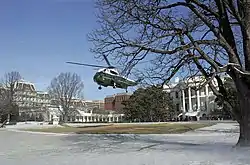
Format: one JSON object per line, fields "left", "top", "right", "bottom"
{"left": 66, "top": 55, "right": 139, "bottom": 92}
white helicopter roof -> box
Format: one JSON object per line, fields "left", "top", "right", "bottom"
{"left": 97, "top": 68, "right": 115, "bottom": 73}
{"left": 97, "top": 68, "right": 135, "bottom": 82}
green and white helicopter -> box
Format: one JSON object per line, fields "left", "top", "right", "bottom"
{"left": 66, "top": 55, "right": 139, "bottom": 92}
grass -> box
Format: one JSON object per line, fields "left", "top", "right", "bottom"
{"left": 22, "top": 122, "right": 215, "bottom": 134}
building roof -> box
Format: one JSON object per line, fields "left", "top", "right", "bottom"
{"left": 105, "top": 92, "right": 132, "bottom": 98}
{"left": 37, "top": 91, "right": 49, "bottom": 95}
{"left": 14, "top": 79, "right": 36, "bottom": 91}
{"left": 84, "top": 100, "right": 104, "bottom": 103}
{"left": 18, "top": 79, "right": 35, "bottom": 85}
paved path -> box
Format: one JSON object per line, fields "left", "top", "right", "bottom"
{"left": 0, "top": 123, "right": 250, "bottom": 165}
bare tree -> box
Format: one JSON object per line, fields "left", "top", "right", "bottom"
{"left": 48, "top": 72, "right": 84, "bottom": 122}
{"left": 0, "top": 88, "right": 8, "bottom": 117}
{"left": 89, "top": 0, "right": 250, "bottom": 146}
{"left": 0, "top": 71, "right": 21, "bottom": 121}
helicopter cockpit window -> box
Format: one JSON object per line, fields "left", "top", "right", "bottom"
{"left": 110, "top": 70, "right": 118, "bottom": 75}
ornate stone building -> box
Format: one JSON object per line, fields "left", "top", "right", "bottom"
{"left": 13, "top": 80, "right": 50, "bottom": 121}
{"left": 1, "top": 79, "right": 124, "bottom": 123}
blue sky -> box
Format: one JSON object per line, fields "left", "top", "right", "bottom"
{"left": 0, "top": 0, "right": 129, "bottom": 100}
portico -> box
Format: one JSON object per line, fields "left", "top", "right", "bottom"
{"left": 164, "top": 76, "right": 221, "bottom": 120}
{"left": 180, "top": 84, "right": 210, "bottom": 113}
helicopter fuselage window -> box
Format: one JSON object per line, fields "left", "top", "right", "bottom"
{"left": 110, "top": 70, "right": 118, "bottom": 75}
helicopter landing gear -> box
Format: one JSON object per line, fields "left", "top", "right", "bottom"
{"left": 98, "top": 86, "right": 102, "bottom": 90}
{"left": 112, "top": 81, "right": 116, "bottom": 89}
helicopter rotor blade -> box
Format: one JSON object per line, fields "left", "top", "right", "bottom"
{"left": 66, "top": 62, "right": 108, "bottom": 68}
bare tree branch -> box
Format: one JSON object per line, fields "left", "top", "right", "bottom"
{"left": 0, "top": 71, "right": 21, "bottom": 117}
{"left": 90, "top": 0, "right": 250, "bottom": 145}
{"left": 48, "top": 72, "right": 84, "bottom": 122}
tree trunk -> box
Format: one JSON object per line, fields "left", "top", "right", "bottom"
{"left": 63, "top": 115, "right": 68, "bottom": 123}
{"left": 236, "top": 0, "right": 250, "bottom": 146}
{"left": 235, "top": 80, "right": 250, "bottom": 146}
{"left": 236, "top": 99, "right": 250, "bottom": 146}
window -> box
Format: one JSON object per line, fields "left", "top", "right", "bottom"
{"left": 200, "top": 87, "right": 205, "bottom": 96}
{"left": 185, "top": 103, "right": 188, "bottom": 110}
{"left": 176, "top": 103, "right": 180, "bottom": 111}
{"left": 110, "top": 70, "right": 118, "bottom": 75}
{"left": 191, "top": 89, "right": 196, "bottom": 96}
{"left": 204, "top": 102, "right": 207, "bottom": 111}
{"left": 184, "top": 88, "right": 188, "bottom": 97}
{"left": 175, "top": 91, "right": 178, "bottom": 98}
{"left": 201, "top": 101, "right": 204, "bottom": 106}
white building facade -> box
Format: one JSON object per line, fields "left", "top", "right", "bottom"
{"left": 13, "top": 80, "right": 50, "bottom": 121}
{"left": 164, "top": 76, "right": 225, "bottom": 120}
{"left": 3, "top": 79, "right": 125, "bottom": 123}
{"left": 68, "top": 109, "right": 124, "bottom": 123}
{"left": 47, "top": 106, "right": 124, "bottom": 123}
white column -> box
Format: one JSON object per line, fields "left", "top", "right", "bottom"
{"left": 197, "top": 89, "right": 200, "bottom": 111}
{"left": 7, "top": 114, "right": 10, "bottom": 122}
{"left": 182, "top": 90, "right": 186, "bottom": 112}
{"left": 205, "top": 85, "right": 209, "bottom": 111}
{"left": 188, "top": 87, "right": 192, "bottom": 112}
{"left": 205, "top": 85, "right": 209, "bottom": 95}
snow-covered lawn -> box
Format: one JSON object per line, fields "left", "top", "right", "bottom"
{"left": 1, "top": 122, "right": 250, "bottom": 165}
